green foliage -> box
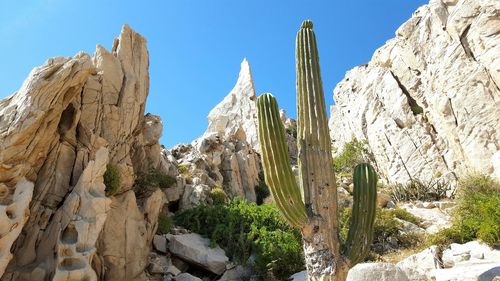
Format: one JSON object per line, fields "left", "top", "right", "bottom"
{"left": 178, "top": 164, "right": 187, "bottom": 174}
{"left": 333, "top": 138, "right": 368, "bottom": 173}
{"left": 174, "top": 198, "right": 304, "bottom": 280}
{"left": 410, "top": 105, "right": 424, "bottom": 115}
{"left": 339, "top": 206, "right": 423, "bottom": 258}
{"left": 390, "top": 178, "right": 453, "bottom": 202}
{"left": 104, "top": 164, "right": 120, "bottom": 196}
{"left": 389, "top": 208, "right": 422, "bottom": 226}
{"left": 285, "top": 126, "right": 297, "bottom": 138}
{"left": 135, "top": 168, "right": 176, "bottom": 195}
{"left": 430, "top": 173, "right": 500, "bottom": 247}
{"left": 157, "top": 213, "right": 172, "bottom": 235}
{"left": 210, "top": 187, "right": 227, "bottom": 205}
{"left": 255, "top": 174, "right": 271, "bottom": 205}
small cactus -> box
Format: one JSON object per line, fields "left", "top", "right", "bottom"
{"left": 257, "top": 20, "right": 377, "bottom": 281}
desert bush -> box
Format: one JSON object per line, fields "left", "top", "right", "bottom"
{"left": 429, "top": 173, "right": 499, "bottom": 247}
{"left": 210, "top": 186, "right": 227, "bottom": 205}
{"left": 174, "top": 198, "right": 304, "bottom": 280}
{"left": 178, "top": 164, "right": 188, "bottom": 174}
{"left": 285, "top": 126, "right": 297, "bottom": 138}
{"left": 332, "top": 138, "right": 368, "bottom": 173}
{"left": 104, "top": 164, "right": 120, "bottom": 196}
{"left": 339, "top": 206, "right": 424, "bottom": 259}
{"left": 136, "top": 168, "right": 176, "bottom": 189}
{"left": 157, "top": 212, "right": 172, "bottom": 235}
{"left": 390, "top": 178, "right": 453, "bottom": 202}
{"left": 134, "top": 168, "right": 176, "bottom": 196}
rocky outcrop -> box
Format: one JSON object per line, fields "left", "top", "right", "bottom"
{"left": 0, "top": 25, "right": 167, "bottom": 280}
{"left": 170, "top": 132, "right": 260, "bottom": 207}
{"left": 204, "top": 59, "right": 259, "bottom": 151}
{"left": 397, "top": 241, "right": 500, "bottom": 281}
{"left": 329, "top": 0, "right": 500, "bottom": 186}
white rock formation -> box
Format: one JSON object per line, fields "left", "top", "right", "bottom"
{"left": 400, "top": 202, "right": 452, "bottom": 234}
{"left": 397, "top": 245, "right": 442, "bottom": 281}
{"left": 329, "top": 0, "right": 500, "bottom": 186}
{"left": 204, "top": 59, "right": 259, "bottom": 151}
{"left": 0, "top": 25, "right": 167, "bottom": 281}
{"left": 397, "top": 241, "right": 500, "bottom": 281}
{"left": 167, "top": 233, "right": 229, "bottom": 275}
{"left": 346, "top": 263, "right": 409, "bottom": 281}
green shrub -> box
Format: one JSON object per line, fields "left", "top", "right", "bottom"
{"left": 285, "top": 126, "right": 297, "bottom": 138}
{"left": 410, "top": 105, "right": 424, "bottom": 115}
{"left": 390, "top": 178, "right": 452, "bottom": 202}
{"left": 104, "top": 164, "right": 120, "bottom": 196}
{"left": 135, "top": 168, "right": 176, "bottom": 195}
{"left": 389, "top": 208, "right": 422, "bottom": 227}
{"left": 339, "top": 206, "right": 424, "bottom": 258}
{"left": 210, "top": 187, "right": 227, "bottom": 205}
{"left": 178, "top": 164, "right": 187, "bottom": 174}
{"left": 157, "top": 213, "right": 172, "bottom": 235}
{"left": 430, "top": 173, "right": 499, "bottom": 247}
{"left": 333, "top": 138, "right": 368, "bottom": 173}
{"left": 174, "top": 198, "right": 304, "bottom": 280}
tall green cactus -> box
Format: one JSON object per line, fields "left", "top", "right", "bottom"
{"left": 257, "top": 20, "right": 377, "bottom": 281}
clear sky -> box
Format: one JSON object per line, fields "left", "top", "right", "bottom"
{"left": 0, "top": 0, "right": 427, "bottom": 148}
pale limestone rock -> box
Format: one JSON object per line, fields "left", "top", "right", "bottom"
{"left": 0, "top": 25, "right": 167, "bottom": 281}
{"left": 397, "top": 245, "right": 442, "bottom": 281}
{"left": 329, "top": 0, "right": 500, "bottom": 186}
{"left": 153, "top": 235, "right": 168, "bottom": 254}
{"left": 217, "top": 265, "right": 252, "bottom": 281}
{"left": 0, "top": 179, "right": 33, "bottom": 276}
{"left": 168, "top": 233, "right": 229, "bottom": 275}
{"left": 289, "top": 271, "right": 308, "bottom": 281}
{"left": 441, "top": 241, "right": 500, "bottom": 268}
{"left": 346, "top": 263, "right": 409, "bottom": 281}
{"left": 400, "top": 241, "right": 500, "bottom": 281}
{"left": 400, "top": 202, "right": 452, "bottom": 234}
{"left": 205, "top": 59, "right": 259, "bottom": 151}
{"left": 97, "top": 189, "right": 165, "bottom": 281}
{"left": 175, "top": 273, "right": 202, "bottom": 281}
{"left": 52, "top": 147, "right": 111, "bottom": 281}
{"left": 172, "top": 132, "right": 260, "bottom": 206}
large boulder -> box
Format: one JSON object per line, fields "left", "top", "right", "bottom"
{"left": 347, "top": 263, "right": 409, "bottom": 281}
{"left": 168, "top": 233, "right": 229, "bottom": 275}
{"left": 397, "top": 245, "right": 442, "bottom": 281}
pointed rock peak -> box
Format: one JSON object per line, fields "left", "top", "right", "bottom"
{"left": 236, "top": 58, "right": 256, "bottom": 100}
{"left": 204, "top": 58, "right": 259, "bottom": 150}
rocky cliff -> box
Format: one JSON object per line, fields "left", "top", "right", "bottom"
{"left": 0, "top": 25, "right": 167, "bottom": 281}
{"left": 329, "top": 0, "right": 499, "bottom": 186}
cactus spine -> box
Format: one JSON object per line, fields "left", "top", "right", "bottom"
{"left": 257, "top": 20, "right": 377, "bottom": 281}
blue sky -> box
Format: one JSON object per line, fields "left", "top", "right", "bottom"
{"left": 0, "top": 0, "right": 427, "bottom": 147}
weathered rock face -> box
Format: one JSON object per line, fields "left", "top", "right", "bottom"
{"left": 0, "top": 25, "right": 166, "bottom": 280}
{"left": 329, "top": 0, "right": 500, "bottom": 186}
{"left": 204, "top": 59, "right": 259, "bottom": 151}
{"left": 170, "top": 132, "right": 260, "bottom": 207}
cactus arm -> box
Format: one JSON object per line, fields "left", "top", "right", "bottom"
{"left": 296, "top": 20, "right": 337, "bottom": 213}
{"left": 344, "top": 163, "right": 378, "bottom": 265}
{"left": 257, "top": 93, "right": 308, "bottom": 228}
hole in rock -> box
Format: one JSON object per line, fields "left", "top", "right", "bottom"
{"left": 58, "top": 258, "right": 86, "bottom": 271}
{"left": 61, "top": 224, "right": 78, "bottom": 244}
{"left": 168, "top": 200, "right": 180, "bottom": 213}
{"left": 58, "top": 104, "right": 76, "bottom": 135}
